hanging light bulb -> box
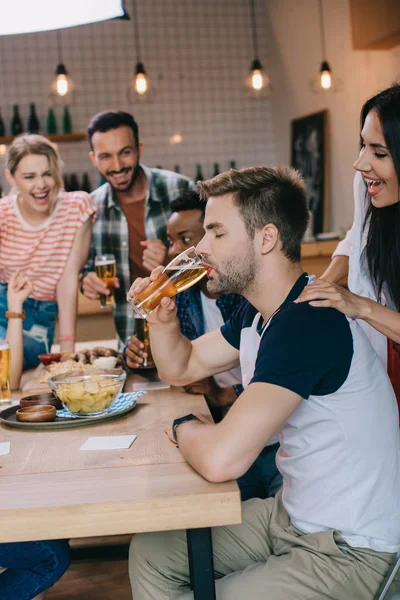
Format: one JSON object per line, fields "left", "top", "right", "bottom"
{"left": 127, "top": 0, "right": 153, "bottom": 103}
{"left": 319, "top": 60, "right": 332, "bottom": 90}
{"left": 311, "top": 1, "right": 342, "bottom": 93}
{"left": 246, "top": 0, "right": 271, "bottom": 96}
{"left": 51, "top": 31, "right": 74, "bottom": 101}
{"left": 55, "top": 64, "right": 69, "bottom": 97}
{"left": 133, "top": 62, "right": 149, "bottom": 95}
{"left": 250, "top": 58, "right": 269, "bottom": 91}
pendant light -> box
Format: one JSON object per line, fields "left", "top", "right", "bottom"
{"left": 51, "top": 31, "right": 74, "bottom": 99}
{"left": 311, "top": 0, "right": 342, "bottom": 93}
{"left": 246, "top": 0, "right": 271, "bottom": 95}
{"left": 129, "top": 0, "right": 152, "bottom": 101}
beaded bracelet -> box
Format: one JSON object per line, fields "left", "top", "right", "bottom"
{"left": 59, "top": 334, "right": 76, "bottom": 342}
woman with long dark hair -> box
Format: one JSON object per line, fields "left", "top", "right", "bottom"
{"left": 297, "top": 83, "right": 400, "bottom": 403}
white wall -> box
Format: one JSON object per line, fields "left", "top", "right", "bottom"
{"left": 265, "top": 0, "right": 400, "bottom": 230}
{"left": 0, "top": 0, "right": 275, "bottom": 193}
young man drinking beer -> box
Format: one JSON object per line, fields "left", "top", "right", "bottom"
{"left": 127, "top": 166, "right": 400, "bottom": 600}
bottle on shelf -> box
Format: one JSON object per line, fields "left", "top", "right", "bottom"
{"left": 195, "top": 164, "right": 204, "bottom": 181}
{"left": 69, "top": 173, "right": 80, "bottom": 192}
{"left": 63, "top": 174, "right": 70, "bottom": 192}
{"left": 11, "top": 105, "right": 23, "bottom": 136}
{"left": 0, "top": 108, "right": 5, "bottom": 137}
{"left": 62, "top": 107, "right": 72, "bottom": 134}
{"left": 81, "top": 172, "right": 91, "bottom": 193}
{"left": 28, "top": 103, "right": 40, "bottom": 134}
{"left": 46, "top": 108, "right": 57, "bottom": 135}
{"left": 156, "top": 165, "right": 163, "bottom": 170}
{"left": 229, "top": 160, "right": 237, "bottom": 170}
{"left": 174, "top": 164, "right": 181, "bottom": 174}
{"left": 213, "top": 162, "right": 220, "bottom": 177}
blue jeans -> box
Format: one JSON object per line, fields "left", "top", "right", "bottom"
{"left": 0, "top": 540, "right": 70, "bottom": 599}
{"left": 0, "top": 283, "right": 57, "bottom": 370}
{"left": 237, "top": 442, "right": 282, "bottom": 501}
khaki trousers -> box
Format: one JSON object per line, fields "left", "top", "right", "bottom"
{"left": 129, "top": 490, "right": 397, "bottom": 600}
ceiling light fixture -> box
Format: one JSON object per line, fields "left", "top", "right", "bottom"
{"left": 247, "top": 0, "right": 271, "bottom": 95}
{"left": 51, "top": 30, "right": 74, "bottom": 99}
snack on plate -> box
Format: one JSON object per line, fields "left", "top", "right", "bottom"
{"left": 39, "top": 347, "right": 124, "bottom": 383}
{"left": 48, "top": 370, "right": 126, "bottom": 415}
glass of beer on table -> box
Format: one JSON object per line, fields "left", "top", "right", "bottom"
{"left": 0, "top": 339, "right": 11, "bottom": 405}
{"left": 127, "top": 246, "right": 207, "bottom": 318}
{"left": 134, "top": 317, "right": 155, "bottom": 369}
{"left": 95, "top": 254, "right": 116, "bottom": 309}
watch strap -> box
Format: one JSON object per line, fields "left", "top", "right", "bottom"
{"left": 172, "top": 413, "right": 200, "bottom": 442}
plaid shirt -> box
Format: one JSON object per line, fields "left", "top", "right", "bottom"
{"left": 175, "top": 286, "right": 244, "bottom": 396}
{"left": 83, "top": 165, "right": 195, "bottom": 348}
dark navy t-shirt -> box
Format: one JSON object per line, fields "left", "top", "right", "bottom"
{"left": 221, "top": 274, "right": 354, "bottom": 399}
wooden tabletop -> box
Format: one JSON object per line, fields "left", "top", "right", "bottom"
{"left": 0, "top": 373, "right": 241, "bottom": 543}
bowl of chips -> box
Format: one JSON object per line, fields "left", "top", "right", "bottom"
{"left": 48, "top": 369, "right": 126, "bottom": 417}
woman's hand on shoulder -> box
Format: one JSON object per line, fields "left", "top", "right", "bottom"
{"left": 295, "top": 278, "right": 368, "bottom": 319}
{"left": 7, "top": 270, "right": 33, "bottom": 311}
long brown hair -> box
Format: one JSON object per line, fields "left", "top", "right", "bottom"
{"left": 361, "top": 83, "right": 400, "bottom": 310}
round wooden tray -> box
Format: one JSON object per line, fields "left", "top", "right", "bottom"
{"left": 0, "top": 401, "right": 137, "bottom": 430}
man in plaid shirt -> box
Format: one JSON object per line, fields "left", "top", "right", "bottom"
{"left": 81, "top": 111, "right": 195, "bottom": 348}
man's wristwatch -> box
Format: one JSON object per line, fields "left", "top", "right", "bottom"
{"left": 172, "top": 413, "right": 200, "bottom": 442}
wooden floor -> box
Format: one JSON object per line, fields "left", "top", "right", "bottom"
{"left": 47, "top": 556, "right": 131, "bottom": 600}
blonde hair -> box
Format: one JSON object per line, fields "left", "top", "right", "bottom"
{"left": 6, "top": 134, "right": 64, "bottom": 195}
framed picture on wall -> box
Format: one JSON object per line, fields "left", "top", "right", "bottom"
{"left": 290, "top": 110, "right": 328, "bottom": 237}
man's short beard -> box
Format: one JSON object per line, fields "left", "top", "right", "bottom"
{"left": 106, "top": 162, "right": 141, "bottom": 193}
{"left": 206, "top": 249, "right": 257, "bottom": 296}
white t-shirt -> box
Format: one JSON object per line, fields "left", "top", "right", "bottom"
{"left": 221, "top": 275, "right": 400, "bottom": 553}
{"left": 200, "top": 292, "right": 242, "bottom": 388}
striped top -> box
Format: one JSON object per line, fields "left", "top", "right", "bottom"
{"left": 0, "top": 191, "right": 97, "bottom": 302}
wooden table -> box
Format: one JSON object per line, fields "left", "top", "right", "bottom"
{"left": 0, "top": 373, "right": 242, "bottom": 599}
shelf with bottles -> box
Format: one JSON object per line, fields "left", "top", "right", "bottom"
{"left": 0, "top": 133, "right": 86, "bottom": 145}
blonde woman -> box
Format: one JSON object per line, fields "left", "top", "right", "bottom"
{"left": 0, "top": 134, "right": 96, "bottom": 376}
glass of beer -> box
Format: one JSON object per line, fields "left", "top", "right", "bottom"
{"left": 0, "top": 339, "right": 11, "bottom": 405}
{"left": 134, "top": 317, "right": 155, "bottom": 369}
{"left": 127, "top": 246, "right": 207, "bottom": 318}
{"left": 95, "top": 254, "right": 116, "bottom": 309}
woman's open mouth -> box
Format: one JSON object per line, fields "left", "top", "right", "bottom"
{"left": 364, "top": 178, "right": 385, "bottom": 197}
{"left": 31, "top": 191, "right": 50, "bottom": 205}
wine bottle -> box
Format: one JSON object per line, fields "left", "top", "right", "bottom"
{"left": 81, "top": 172, "right": 91, "bottom": 193}
{"left": 11, "top": 105, "right": 23, "bottom": 136}
{"left": 195, "top": 164, "right": 204, "bottom": 181}
{"left": 0, "top": 108, "right": 5, "bottom": 137}
{"left": 69, "top": 173, "right": 79, "bottom": 192}
{"left": 213, "top": 162, "right": 220, "bottom": 177}
{"left": 46, "top": 108, "right": 57, "bottom": 135}
{"left": 28, "top": 103, "right": 40, "bottom": 133}
{"left": 174, "top": 164, "right": 181, "bottom": 174}
{"left": 62, "top": 106, "right": 72, "bottom": 134}
{"left": 63, "top": 174, "right": 70, "bottom": 192}
{"left": 229, "top": 160, "right": 237, "bottom": 170}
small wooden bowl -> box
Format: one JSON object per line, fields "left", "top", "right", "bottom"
{"left": 19, "top": 392, "right": 62, "bottom": 410}
{"left": 16, "top": 405, "right": 57, "bottom": 423}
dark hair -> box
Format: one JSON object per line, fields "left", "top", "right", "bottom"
{"left": 170, "top": 191, "right": 206, "bottom": 218}
{"left": 361, "top": 83, "right": 400, "bottom": 310}
{"left": 87, "top": 111, "right": 139, "bottom": 149}
{"left": 197, "top": 166, "right": 308, "bottom": 263}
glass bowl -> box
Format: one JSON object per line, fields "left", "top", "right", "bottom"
{"left": 48, "top": 369, "right": 126, "bottom": 417}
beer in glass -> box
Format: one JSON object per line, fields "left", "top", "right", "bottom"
{"left": 134, "top": 317, "right": 155, "bottom": 369}
{"left": 95, "top": 254, "right": 116, "bottom": 309}
{"left": 0, "top": 339, "right": 11, "bottom": 405}
{"left": 127, "top": 247, "right": 206, "bottom": 318}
